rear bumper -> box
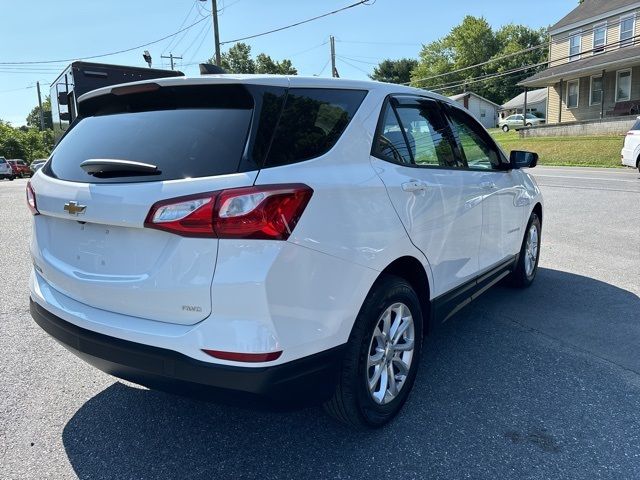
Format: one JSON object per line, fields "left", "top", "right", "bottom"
{"left": 30, "top": 299, "right": 345, "bottom": 407}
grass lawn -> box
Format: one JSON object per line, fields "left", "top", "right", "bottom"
{"left": 488, "top": 129, "right": 624, "bottom": 168}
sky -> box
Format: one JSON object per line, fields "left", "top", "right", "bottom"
{"left": 0, "top": 0, "right": 578, "bottom": 126}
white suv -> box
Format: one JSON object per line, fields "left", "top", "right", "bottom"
{"left": 0, "top": 156, "right": 15, "bottom": 180}
{"left": 621, "top": 117, "right": 640, "bottom": 171}
{"left": 28, "top": 76, "right": 543, "bottom": 428}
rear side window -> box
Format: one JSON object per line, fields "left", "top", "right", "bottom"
{"left": 45, "top": 85, "right": 255, "bottom": 183}
{"left": 373, "top": 97, "right": 461, "bottom": 168}
{"left": 264, "top": 88, "right": 367, "bottom": 167}
{"left": 631, "top": 118, "right": 640, "bottom": 130}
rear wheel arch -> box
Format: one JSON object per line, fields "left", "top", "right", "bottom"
{"left": 376, "top": 256, "right": 431, "bottom": 337}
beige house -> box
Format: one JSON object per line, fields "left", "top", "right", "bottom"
{"left": 521, "top": 0, "right": 640, "bottom": 125}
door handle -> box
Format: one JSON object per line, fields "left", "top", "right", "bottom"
{"left": 480, "top": 181, "right": 497, "bottom": 190}
{"left": 402, "top": 180, "right": 428, "bottom": 193}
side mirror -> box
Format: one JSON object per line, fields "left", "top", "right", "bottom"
{"left": 510, "top": 150, "right": 538, "bottom": 169}
{"left": 57, "top": 91, "right": 69, "bottom": 106}
{"left": 59, "top": 112, "right": 70, "bottom": 122}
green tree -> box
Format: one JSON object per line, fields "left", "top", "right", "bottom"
{"left": 255, "top": 53, "right": 298, "bottom": 75}
{"left": 483, "top": 24, "right": 548, "bottom": 103}
{"left": 212, "top": 42, "right": 297, "bottom": 75}
{"left": 410, "top": 16, "right": 547, "bottom": 104}
{"left": 26, "top": 96, "right": 53, "bottom": 130}
{"left": 0, "top": 120, "right": 53, "bottom": 162}
{"left": 370, "top": 58, "right": 418, "bottom": 84}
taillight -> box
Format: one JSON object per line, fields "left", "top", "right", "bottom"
{"left": 26, "top": 181, "right": 38, "bottom": 215}
{"left": 144, "top": 184, "right": 313, "bottom": 240}
{"left": 145, "top": 193, "right": 217, "bottom": 238}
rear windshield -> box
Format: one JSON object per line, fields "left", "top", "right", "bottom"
{"left": 45, "top": 84, "right": 254, "bottom": 183}
{"left": 632, "top": 118, "right": 640, "bottom": 131}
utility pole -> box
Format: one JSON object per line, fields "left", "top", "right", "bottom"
{"left": 36, "top": 81, "right": 45, "bottom": 132}
{"left": 211, "top": 0, "right": 221, "bottom": 66}
{"left": 330, "top": 35, "right": 338, "bottom": 78}
{"left": 161, "top": 53, "right": 182, "bottom": 70}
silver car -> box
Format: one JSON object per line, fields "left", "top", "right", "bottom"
{"left": 499, "top": 114, "right": 545, "bottom": 132}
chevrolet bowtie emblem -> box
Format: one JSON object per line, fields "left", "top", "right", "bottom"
{"left": 64, "top": 201, "right": 86, "bottom": 216}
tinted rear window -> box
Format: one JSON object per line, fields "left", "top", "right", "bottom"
{"left": 632, "top": 119, "right": 640, "bottom": 131}
{"left": 45, "top": 85, "right": 254, "bottom": 183}
{"left": 265, "top": 88, "right": 367, "bottom": 167}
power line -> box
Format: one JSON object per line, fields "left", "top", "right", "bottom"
{"left": 0, "top": 16, "right": 208, "bottom": 65}
{"left": 186, "top": 22, "right": 213, "bottom": 64}
{"left": 406, "top": 44, "right": 546, "bottom": 86}
{"left": 163, "top": 0, "right": 198, "bottom": 54}
{"left": 315, "top": 59, "right": 331, "bottom": 77}
{"left": 424, "top": 32, "right": 640, "bottom": 92}
{"left": 219, "top": 0, "right": 373, "bottom": 45}
{"left": 336, "top": 56, "right": 371, "bottom": 76}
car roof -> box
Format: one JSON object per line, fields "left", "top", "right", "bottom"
{"left": 78, "top": 74, "right": 454, "bottom": 106}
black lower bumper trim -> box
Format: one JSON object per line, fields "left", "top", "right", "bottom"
{"left": 30, "top": 299, "right": 345, "bottom": 407}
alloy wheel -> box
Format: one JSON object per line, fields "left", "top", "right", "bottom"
{"left": 366, "top": 302, "right": 415, "bottom": 405}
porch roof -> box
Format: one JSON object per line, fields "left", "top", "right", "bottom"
{"left": 519, "top": 45, "right": 640, "bottom": 87}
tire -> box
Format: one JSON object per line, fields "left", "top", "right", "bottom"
{"left": 324, "top": 274, "right": 423, "bottom": 428}
{"left": 502, "top": 125, "right": 509, "bottom": 132}
{"left": 8, "top": 175, "right": 14, "bottom": 181}
{"left": 509, "top": 212, "right": 541, "bottom": 288}
{"left": 526, "top": 123, "right": 533, "bottom": 127}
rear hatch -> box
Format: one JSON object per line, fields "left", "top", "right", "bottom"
{"left": 31, "top": 81, "right": 286, "bottom": 325}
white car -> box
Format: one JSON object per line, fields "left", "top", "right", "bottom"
{"left": 28, "top": 75, "right": 543, "bottom": 428}
{"left": 621, "top": 117, "right": 640, "bottom": 171}
{"left": 0, "top": 156, "right": 15, "bottom": 180}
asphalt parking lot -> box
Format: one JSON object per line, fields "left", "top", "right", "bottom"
{"left": 1, "top": 166, "right": 639, "bottom": 480}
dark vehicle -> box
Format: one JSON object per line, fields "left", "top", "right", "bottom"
{"left": 50, "top": 61, "right": 183, "bottom": 143}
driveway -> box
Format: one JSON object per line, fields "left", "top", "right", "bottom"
{"left": 1, "top": 167, "right": 638, "bottom": 479}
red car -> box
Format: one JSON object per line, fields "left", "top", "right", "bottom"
{"left": 8, "top": 159, "right": 30, "bottom": 177}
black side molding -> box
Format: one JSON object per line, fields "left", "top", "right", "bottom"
{"left": 431, "top": 256, "right": 517, "bottom": 325}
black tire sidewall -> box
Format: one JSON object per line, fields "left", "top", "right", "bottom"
{"left": 514, "top": 212, "right": 541, "bottom": 286}
{"left": 353, "top": 276, "right": 423, "bottom": 426}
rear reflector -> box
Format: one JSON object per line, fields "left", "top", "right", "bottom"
{"left": 202, "top": 349, "right": 282, "bottom": 363}
{"left": 26, "top": 181, "right": 38, "bottom": 215}
{"left": 144, "top": 184, "right": 313, "bottom": 240}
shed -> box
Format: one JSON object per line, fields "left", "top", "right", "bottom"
{"left": 448, "top": 92, "right": 500, "bottom": 129}
{"left": 501, "top": 88, "right": 548, "bottom": 118}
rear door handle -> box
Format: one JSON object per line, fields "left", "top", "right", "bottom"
{"left": 402, "top": 180, "right": 428, "bottom": 193}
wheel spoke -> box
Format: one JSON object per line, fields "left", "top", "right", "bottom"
{"left": 368, "top": 349, "right": 384, "bottom": 368}
{"left": 392, "top": 357, "right": 410, "bottom": 376}
{"left": 392, "top": 338, "right": 414, "bottom": 352}
{"left": 369, "top": 364, "right": 383, "bottom": 392}
{"left": 392, "top": 317, "right": 412, "bottom": 344}
{"left": 376, "top": 365, "right": 388, "bottom": 402}
{"left": 381, "top": 310, "right": 392, "bottom": 338}
{"left": 387, "top": 363, "right": 397, "bottom": 397}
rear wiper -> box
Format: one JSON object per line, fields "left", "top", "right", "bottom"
{"left": 80, "top": 159, "right": 159, "bottom": 176}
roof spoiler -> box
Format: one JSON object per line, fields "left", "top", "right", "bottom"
{"left": 199, "top": 64, "right": 227, "bottom": 75}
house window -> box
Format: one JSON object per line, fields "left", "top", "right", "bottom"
{"left": 569, "top": 34, "right": 581, "bottom": 61}
{"left": 566, "top": 79, "right": 579, "bottom": 108}
{"left": 616, "top": 69, "right": 632, "bottom": 102}
{"left": 593, "top": 25, "right": 607, "bottom": 53}
{"left": 590, "top": 76, "right": 603, "bottom": 105}
{"left": 620, "top": 15, "right": 635, "bottom": 46}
